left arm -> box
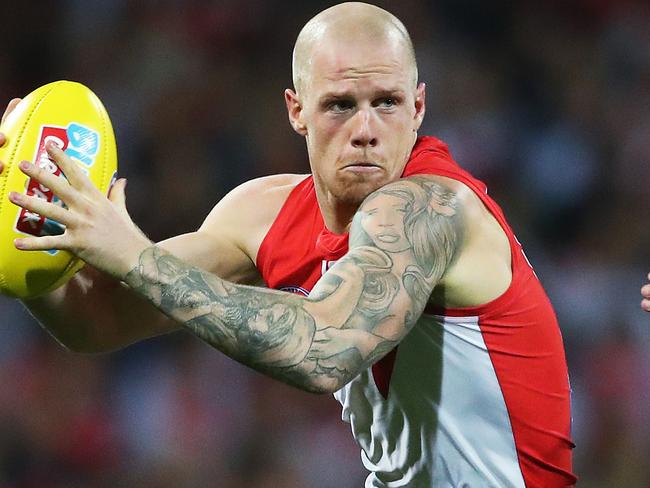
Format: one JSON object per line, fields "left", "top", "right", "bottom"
{"left": 123, "top": 176, "right": 465, "bottom": 393}
{"left": 11, "top": 145, "right": 464, "bottom": 393}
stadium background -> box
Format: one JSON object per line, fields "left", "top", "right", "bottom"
{"left": 0, "top": 1, "right": 648, "bottom": 486}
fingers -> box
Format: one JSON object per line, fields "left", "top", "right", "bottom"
{"left": 0, "top": 98, "right": 20, "bottom": 148}
{"left": 642, "top": 283, "right": 650, "bottom": 298}
{"left": 642, "top": 298, "right": 650, "bottom": 312}
{"left": 14, "top": 234, "right": 65, "bottom": 252}
{"left": 46, "top": 142, "right": 98, "bottom": 194}
{"left": 18, "top": 160, "right": 79, "bottom": 205}
{"left": 1, "top": 98, "right": 21, "bottom": 125}
{"left": 641, "top": 277, "right": 650, "bottom": 312}
{"left": 7, "top": 141, "right": 99, "bottom": 201}
{"left": 8, "top": 191, "right": 75, "bottom": 227}
{"left": 108, "top": 178, "right": 127, "bottom": 208}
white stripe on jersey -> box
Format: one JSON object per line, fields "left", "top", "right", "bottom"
{"left": 334, "top": 314, "right": 526, "bottom": 487}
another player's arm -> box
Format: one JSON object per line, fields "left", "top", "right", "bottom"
{"left": 124, "top": 176, "right": 465, "bottom": 393}
{"left": 642, "top": 273, "right": 650, "bottom": 312}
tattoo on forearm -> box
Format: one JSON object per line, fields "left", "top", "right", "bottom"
{"left": 127, "top": 248, "right": 317, "bottom": 368}
{"left": 124, "top": 176, "right": 462, "bottom": 393}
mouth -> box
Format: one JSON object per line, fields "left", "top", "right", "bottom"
{"left": 341, "top": 161, "right": 382, "bottom": 173}
{"left": 376, "top": 233, "right": 400, "bottom": 243}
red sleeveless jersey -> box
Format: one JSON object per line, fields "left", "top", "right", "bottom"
{"left": 256, "top": 136, "right": 576, "bottom": 487}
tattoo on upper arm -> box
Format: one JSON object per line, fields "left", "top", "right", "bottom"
{"left": 350, "top": 176, "right": 462, "bottom": 306}
{"left": 125, "top": 176, "right": 463, "bottom": 393}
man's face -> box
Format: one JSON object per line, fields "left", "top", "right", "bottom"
{"left": 288, "top": 36, "right": 425, "bottom": 207}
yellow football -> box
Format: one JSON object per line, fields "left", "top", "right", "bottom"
{"left": 0, "top": 81, "right": 117, "bottom": 298}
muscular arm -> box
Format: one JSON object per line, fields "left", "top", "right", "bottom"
{"left": 20, "top": 174, "right": 284, "bottom": 353}
{"left": 24, "top": 230, "right": 255, "bottom": 352}
{"left": 124, "top": 176, "right": 464, "bottom": 393}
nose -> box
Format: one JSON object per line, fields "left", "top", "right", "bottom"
{"left": 376, "top": 209, "right": 393, "bottom": 227}
{"left": 351, "top": 109, "right": 377, "bottom": 149}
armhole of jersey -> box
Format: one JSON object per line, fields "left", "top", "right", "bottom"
{"left": 421, "top": 169, "right": 527, "bottom": 318}
{"left": 255, "top": 175, "right": 312, "bottom": 283}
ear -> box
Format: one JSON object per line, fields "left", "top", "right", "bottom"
{"left": 285, "top": 89, "right": 307, "bottom": 136}
{"left": 413, "top": 82, "right": 426, "bottom": 131}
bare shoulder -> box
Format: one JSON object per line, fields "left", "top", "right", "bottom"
{"left": 379, "top": 174, "right": 475, "bottom": 205}
{"left": 371, "top": 174, "right": 512, "bottom": 308}
{"left": 401, "top": 174, "right": 475, "bottom": 207}
{"left": 221, "top": 173, "right": 309, "bottom": 201}
{"left": 404, "top": 175, "right": 512, "bottom": 308}
{"left": 203, "top": 173, "right": 308, "bottom": 228}
{"left": 397, "top": 174, "right": 500, "bottom": 233}
{"left": 200, "top": 173, "right": 309, "bottom": 259}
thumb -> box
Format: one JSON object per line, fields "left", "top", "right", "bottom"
{"left": 108, "top": 178, "right": 128, "bottom": 209}
{"left": 2, "top": 98, "right": 22, "bottom": 125}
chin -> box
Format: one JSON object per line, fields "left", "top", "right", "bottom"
{"left": 335, "top": 178, "right": 387, "bottom": 207}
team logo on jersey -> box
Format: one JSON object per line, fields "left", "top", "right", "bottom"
{"left": 278, "top": 260, "right": 339, "bottom": 296}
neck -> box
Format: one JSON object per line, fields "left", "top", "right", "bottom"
{"left": 312, "top": 180, "right": 361, "bottom": 235}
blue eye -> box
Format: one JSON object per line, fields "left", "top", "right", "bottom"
{"left": 379, "top": 98, "right": 396, "bottom": 108}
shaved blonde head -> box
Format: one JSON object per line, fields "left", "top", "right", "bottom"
{"left": 292, "top": 2, "right": 417, "bottom": 94}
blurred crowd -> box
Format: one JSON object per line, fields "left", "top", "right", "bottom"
{"left": 0, "top": 1, "right": 648, "bottom": 486}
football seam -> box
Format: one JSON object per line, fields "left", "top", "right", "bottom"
{"left": 100, "top": 90, "right": 109, "bottom": 199}
{"left": 0, "top": 82, "right": 62, "bottom": 292}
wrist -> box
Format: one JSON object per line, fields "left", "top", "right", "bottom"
{"left": 116, "top": 239, "right": 154, "bottom": 281}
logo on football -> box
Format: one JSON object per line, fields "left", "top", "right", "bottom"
{"left": 0, "top": 81, "right": 117, "bottom": 298}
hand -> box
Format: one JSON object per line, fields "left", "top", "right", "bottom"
{"left": 8, "top": 142, "right": 153, "bottom": 279}
{"left": 642, "top": 273, "right": 650, "bottom": 312}
{"left": 0, "top": 97, "right": 23, "bottom": 174}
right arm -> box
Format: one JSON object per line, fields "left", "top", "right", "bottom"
{"left": 18, "top": 172, "right": 296, "bottom": 352}
{"left": 18, "top": 171, "right": 267, "bottom": 351}
{"left": 2, "top": 126, "right": 287, "bottom": 352}
{"left": 23, "top": 226, "right": 258, "bottom": 353}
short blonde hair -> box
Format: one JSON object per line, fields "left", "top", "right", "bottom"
{"left": 291, "top": 2, "right": 418, "bottom": 94}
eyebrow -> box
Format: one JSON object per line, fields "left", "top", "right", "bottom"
{"left": 318, "top": 88, "right": 406, "bottom": 103}
{"left": 317, "top": 91, "right": 354, "bottom": 105}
